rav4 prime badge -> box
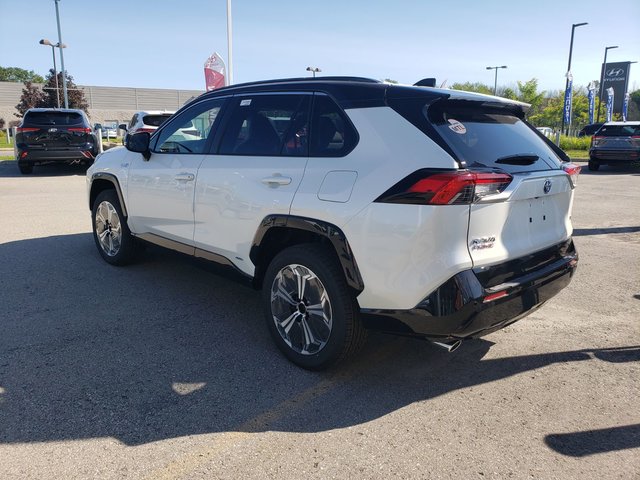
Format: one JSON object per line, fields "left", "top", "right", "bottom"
{"left": 470, "top": 236, "right": 496, "bottom": 250}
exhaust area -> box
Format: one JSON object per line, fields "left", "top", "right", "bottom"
{"left": 431, "top": 339, "right": 462, "bottom": 353}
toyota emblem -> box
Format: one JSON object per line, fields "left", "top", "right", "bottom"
{"left": 543, "top": 179, "right": 552, "bottom": 194}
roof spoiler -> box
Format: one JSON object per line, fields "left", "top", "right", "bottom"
{"left": 414, "top": 78, "right": 437, "bottom": 87}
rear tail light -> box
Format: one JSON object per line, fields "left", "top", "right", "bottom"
{"left": 591, "top": 136, "right": 604, "bottom": 147}
{"left": 17, "top": 127, "right": 39, "bottom": 133}
{"left": 376, "top": 170, "right": 513, "bottom": 205}
{"left": 562, "top": 163, "right": 581, "bottom": 188}
{"left": 68, "top": 127, "right": 93, "bottom": 133}
{"left": 135, "top": 128, "right": 156, "bottom": 134}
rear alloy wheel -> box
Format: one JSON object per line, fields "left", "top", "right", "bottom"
{"left": 18, "top": 163, "right": 33, "bottom": 174}
{"left": 92, "top": 190, "right": 138, "bottom": 265}
{"left": 588, "top": 160, "right": 600, "bottom": 171}
{"left": 263, "top": 244, "right": 366, "bottom": 370}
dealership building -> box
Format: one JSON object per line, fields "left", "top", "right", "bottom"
{"left": 0, "top": 81, "right": 203, "bottom": 127}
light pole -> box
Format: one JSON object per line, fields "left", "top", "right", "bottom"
{"left": 226, "top": 0, "right": 233, "bottom": 85}
{"left": 560, "top": 22, "right": 588, "bottom": 134}
{"left": 486, "top": 65, "right": 507, "bottom": 95}
{"left": 39, "top": 39, "right": 66, "bottom": 108}
{"left": 306, "top": 66, "right": 321, "bottom": 78}
{"left": 597, "top": 45, "right": 619, "bottom": 123}
{"left": 54, "top": 0, "right": 68, "bottom": 108}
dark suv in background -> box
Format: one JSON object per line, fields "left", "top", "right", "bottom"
{"left": 16, "top": 108, "right": 98, "bottom": 174}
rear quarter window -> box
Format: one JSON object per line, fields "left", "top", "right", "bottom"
{"left": 426, "top": 103, "right": 562, "bottom": 173}
{"left": 23, "top": 111, "right": 84, "bottom": 126}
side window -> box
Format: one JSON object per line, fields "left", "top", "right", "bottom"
{"left": 310, "top": 94, "right": 358, "bottom": 157}
{"left": 218, "top": 94, "right": 310, "bottom": 156}
{"left": 154, "top": 98, "right": 225, "bottom": 154}
{"left": 128, "top": 114, "right": 138, "bottom": 129}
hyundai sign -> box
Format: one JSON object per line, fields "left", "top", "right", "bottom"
{"left": 600, "top": 62, "right": 631, "bottom": 113}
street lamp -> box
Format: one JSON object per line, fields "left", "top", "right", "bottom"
{"left": 486, "top": 65, "right": 507, "bottom": 95}
{"left": 39, "top": 38, "right": 66, "bottom": 108}
{"left": 596, "top": 45, "right": 619, "bottom": 123}
{"left": 306, "top": 66, "right": 321, "bottom": 78}
{"left": 560, "top": 22, "right": 588, "bottom": 134}
{"left": 54, "top": 0, "right": 68, "bottom": 108}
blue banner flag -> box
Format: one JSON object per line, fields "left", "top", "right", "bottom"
{"left": 622, "top": 93, "right": 630, "bottom": 122}
{"left": 606, "top": 88, "right": 614, "bottom": 122}
{"left": 563, "top": 74, "right": 573, "bottom": 125}
{"left": 587, "top": 85, "right": 595, "bottom": 124}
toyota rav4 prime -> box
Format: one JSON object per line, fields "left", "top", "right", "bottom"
{"left": 86, "top": 77, "right": 580, "bottom": 370}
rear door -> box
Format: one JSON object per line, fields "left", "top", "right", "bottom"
{"left": 427, "top": 101, "right": 575, "bottom": 267}
{"left": 18, "top": 110, "right": 92, "bottom": 150}
{"left": 193, "top": 92, "right": 311, "bottom": 274}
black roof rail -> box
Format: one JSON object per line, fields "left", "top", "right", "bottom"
{"left": 208, "top": 76, "right": 381, "bottom": 92}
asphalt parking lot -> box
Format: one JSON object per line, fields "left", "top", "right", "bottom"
{"left": 0, "top": 160, "right": 638, "bottom": 479}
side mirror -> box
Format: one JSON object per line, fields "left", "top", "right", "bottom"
{"left": 118, "top": 123, "right": 127, "bottom": 131}
{"left": 126, "top": 132, "right": 151, "bottom": 160}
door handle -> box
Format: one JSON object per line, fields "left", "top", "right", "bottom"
{"left": 261, "top": 175, "right": 292, "bottom": 186}
{"left": 175, "top": 173, "right": 195, "bottom": 182}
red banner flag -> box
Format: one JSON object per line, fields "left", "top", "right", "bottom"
{"left": 204, "top": 52, "right": 226, "bottom": 91}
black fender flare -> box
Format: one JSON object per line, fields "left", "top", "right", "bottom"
{"left": 250, "top": 215, "right": 365, "bottom": 293}
{"left": 89, "top": 172, "right": 128, "bottom": 217}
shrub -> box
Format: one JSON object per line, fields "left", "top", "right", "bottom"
{"left": 559, "top": 135, "right": 591, "bottom": 150}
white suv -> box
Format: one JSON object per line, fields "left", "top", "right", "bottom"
{"left": 86, "top": 77, "right": 580, "bottom": 369}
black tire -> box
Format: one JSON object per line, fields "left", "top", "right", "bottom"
{"left": 18, "top": 163, "right": 33, "bottom": 174}
{"left": 588, "top": 160, "right": 600, "bottom": 171}
{"left": 91, "top": 189, "right": 139, "bottom": 266}
{"left": 262, "top": 244, "right": 367, "bottom": 370}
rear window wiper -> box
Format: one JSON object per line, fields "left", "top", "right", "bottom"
{"left": 496, "top": 154, "right": 539, "bottom": 165}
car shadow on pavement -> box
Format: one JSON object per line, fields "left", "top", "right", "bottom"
{"left": 573, "top": 226, "right": 640, "bottom": 236}
{"left": 0, "top": 160, "right": 89, "bottom": 178}
{"left": 545, "top": 424, "right": 640, "bottom": 457}
{"left": 1, "top": 234, "right": 639, "bottom": 449}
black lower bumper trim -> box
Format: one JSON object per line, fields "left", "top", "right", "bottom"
{"left": 361, "top": 240, "right": 578, "bottom": 340}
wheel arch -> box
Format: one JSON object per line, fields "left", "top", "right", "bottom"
{"left": 89, "top": 173, "right": 128, "bottom": 217}
{"left": 250, "top": 215, "right": 364, "bottom": 294}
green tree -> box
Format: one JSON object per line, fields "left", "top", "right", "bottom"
{"left": 14, "top": 81, "right": 45, "bottom": 117}
{"left": 40, "top": 69, "right": 89, "bottom": 113}
{"left": 0, "top": 66, "right": 45, "bottom": 84}
{"left": 450, "top": 82, "right": 493, "bottom": 95}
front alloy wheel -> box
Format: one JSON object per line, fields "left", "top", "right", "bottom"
{"left": 91, "top": 189, "right": 138, "bottom": 265}
{"left": 270, "top": 264, "right": 333, "bottom": 356}
{"left": 95, "top": 200, "right": 122, "bottom": 257}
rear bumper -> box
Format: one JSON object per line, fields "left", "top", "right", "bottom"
{"left": 18, "top": 148, "right": 95, "bottom": 164}
{"left": 589, "top": 149, "right": 640, "bottom": 163}
{"left": 361, "top": 240, "right": 578, "bottom": 339}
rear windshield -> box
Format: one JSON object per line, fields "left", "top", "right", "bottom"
{"left": 24, "top": 111, "right": 83, "bottom": 126}
{"left": 425, "top": 103, "right": 562, "bottom": 173}
{"left": 597, "top": 124, "right": 640, "bottom": 136}
{"left": 143, "top": 114, "right": 173, "bottom": 127}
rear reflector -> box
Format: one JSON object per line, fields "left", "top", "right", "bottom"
{"left": 376, "top": 170, "right": 512, "bottom": 205}
{"left": 17, "top": 127, "right": 39, "bottom": 133}
{"left": 562, "top": 163, "right": 581, "bottom": 187}
{"left": 483, "top": 290, "right": 508, "bottom": 303}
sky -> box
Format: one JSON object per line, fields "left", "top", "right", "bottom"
{"left": 1, "top": 0, "right": 639, "bottom": 95}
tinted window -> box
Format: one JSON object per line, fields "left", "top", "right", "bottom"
{"left": 154, "top": 99, "right": 225, "bottom": 155}
{"left": 24, "top": 111, "right": 84, "bottom": 126}
{"left": 597, "top": 124, "right": 640, "bottom": 136}
{"left": 310, "top": 95, "right": 358, "bottom": 157}
{"left": 218, "top": 94, "right": 310, "bottom": 156}
{"left": 143, "top": 114, "right": 173, "bottom": 127}
{"left": 426, "top": 102, "right": 562, "bottom": 173}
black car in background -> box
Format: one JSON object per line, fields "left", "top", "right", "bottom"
{"left": 16, "top": 108, "right": 98, "bottom": 174}
{"left": 578, "top": 122, "right": 604, "bottom": 137}
{"left": 588, "top": 121, "right": 640, "bottom": 171}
